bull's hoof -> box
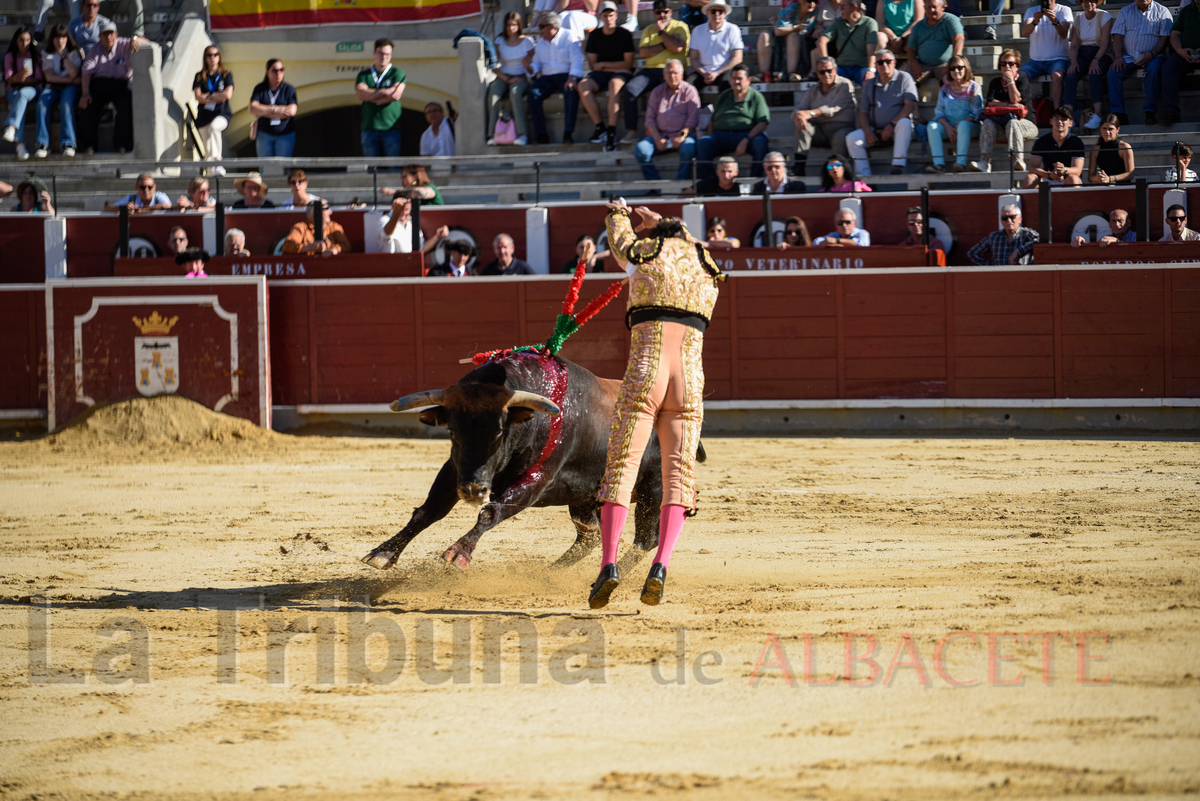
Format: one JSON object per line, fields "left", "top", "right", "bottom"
{"left": 441, "top": 545, "right": 472, "bottom": 570}
{"left": 361, "top": 549, "right": 398, "bottom": 570}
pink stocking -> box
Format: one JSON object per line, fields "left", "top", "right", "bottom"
{"left": 655, "top": 505, "right": 686, "bottom": 568}
{"left": 600, "top": 502, "right": 628, "bottom": 566}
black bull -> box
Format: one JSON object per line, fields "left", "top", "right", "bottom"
{"left": 361, "top": 353, "right": 705, "bottom": 571}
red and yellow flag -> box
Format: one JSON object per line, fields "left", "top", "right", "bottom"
{"left": 210, "top": 0, "right": 481, "bottom": 30}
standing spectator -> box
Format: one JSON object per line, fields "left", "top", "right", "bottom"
{"left": 1107, "top": 0, "right": 1172, "bottom": 126}
{"left": 1160, "top": 204, "right": 1199, "bottom": 242}
{"left": 925, "top": 54, "right": 982, "bottom": 173}
{"left": 622, "top": 0, "right": 688, "bottom": 145}
{"left": 176, "top": 176, "right": 214, "bottom": 210}
{"left": 757, "top": 0, "right": 819, "bottom": 81}
{"left": 821, "top": 152, "right": 871, "bottom": 191}
{"left": 792, "top": 56, "right": 857, "bottom": 174}
{"left": 429, "top": 240, "right": 478, "bottom": 276}
{"left": 1160, "top": 0, "right": 1200, "bottom": 127}
{"left": 973, "top": 49, "right": 1039, "bottom": 174}
{"left": 899, "top": 206, "right": 945, "bottom": 256}
{"left": 1165, "top": 142, "right": 1197, "bottom": 182}
{"left": 277, "top": 168, "right": 321, "bottom": 209}
{"left": 4, "top": 28, "right": 42, "bottom": 161}
{"left": 166, "top": 226, "right": 188, "bottom": 255}
{"left": 488, "top": 12, "right": 533, "bottom": 147}
{"left": 814, "top": 207, "right": 870, "bottom": 246}
{"left": 377, "top": 195, "right": 448, "bottom": 254}
{"left": 36, "top": 24, "right": 81, "bottom": 158}
{"left": 282, "top": 201, "right": 352, "bottom": 256}
{"left": 578, "top": 1, "right": 634, "bottom": 150}
{"left": 1087, "top": 114, "right": 1134, "bottom": 184}
{"left": 695, "top": 155, "right": 742, "bottom": 195}
{"left": 225, "top": 228, "right": 250, "bottom": 256}
{"left": 1018, "top": 0, "right": 1072, "bottom": 111}
{"left": 33, "top": 0, "right": 77, "bottom": 44}
{"left": 249, "top": 59, "right": 298, "bottom": 158}
{"left": 11, "top": 180, "right": 54, "bottom": 213}
{"left": 1022, "top": 106, "right": 1084, "bottom": 187}
{"left": 356, "top": 39, "right": 405, "bottom": 158}
{"left": 688, "top": 0, "right": 744, "bottom": 96}
{"left": 1071, "top": 207, "right": 1136, "bottom": 246}
{"left": 528, "top": 13, "right": 586, "bottom": 146}
{"left": 968, "top": 203, "right": 1038, "bottom": 265}
{"left": 906, "top": 0, "right": 963, "bottom": 86}
{"left": 846, "top": 48, "right": 916, "bottom": 176}
{"left": 633, "top": 59, "right": 700, "bottom": 180}
{"left": 231, "top": 171, "right": 274, "bottom": 209}
{"left": 818, "top": 0, "right": 878, "bottom": 85}
{"left": 751, "top": 151, "right": 807, "bottom": 193}
{"left": 419, "top": 102, "right": 456, "bottom": 157}
{"left": 104, "top": 173, "right": 170, "bottom": 212}
{"left": 480, "top": 233, "right": 535, "bottom": 275}
{"left": 193, "top": 45, "right": 233, "bottom": 164}
{"left": 67, "top": 0, "right": 110, "bottom": 53}
{"left": 775, "top": 216, "right": 813, "bottom": 249}
{"left": 875, "top": 0, "right": 923, "bottom": 61}
{"left": 1064, "top": 0, "right": 1113, "bottom": 130}
{"left": 79, "top": 21, "right": 145, "bottom": 155}
{"left": 696, "top": 64, "right": 770, "bottom": 180}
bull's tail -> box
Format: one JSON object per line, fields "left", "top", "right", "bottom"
{"left": 696, "top": 440, "right": 707, "bottom": 463}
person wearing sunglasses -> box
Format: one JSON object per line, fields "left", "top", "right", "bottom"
{"left": 820, "top": 153, "right": 870, "bottom": 191}
{"left": 792, "top": 55, "right": 856, "bottom": 175}
{"left": 527, "top": 12, "right": 585, "bottom": 146}
{"left": 79, "top": 20, "right": 147, "bottom": 155}
{"left": 817, "top": 0, "right": 878, "bottom": 85}
{"left": 973, "top": 49, "right": 1038, "bottom": 174}
{"left": 925, "top": 54, "right": 981, "bottom": 173}
{"left": 620, "top": 0, "right": 689, "bottom": 145}
{"left": 967, "top": 203, "right": 1038, "bottom": 265}
{"left": 757, "top": 0, "right": 819, "bottom": 81}
{"left": 813, "top": 206, "right": 870, "bottom": 247}
{"left": 277, "top": 168, "right": 322, "bottom": 209}
{"left": 845, "top": 48, "right": 916, "bottom": 176}
{"left": 1160, "top": 205, "right": 1200, "bottom": 242}
{"left": 165, "top": 226, "right": 189, "bottom": 256}
{"left": 249, "top": 59, "right": 298, "bottom": 158}
{"left": 751, "top": 151, "right": 807, "bottom": 194}
{"left": 775, "top": 215, "right": 813, "bottom": 249}
{"left": 104, "top": 172, "right": 170, "bottom": 213}
{"left": 687, "top": 0, "right": 744, "bottom": 96}
{"left": 905, "top": 0, "right": 963, "bottom": 87}
{"left": 192, "top": 46, "right": 232, "bottom": 164}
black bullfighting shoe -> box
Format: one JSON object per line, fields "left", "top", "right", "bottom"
{"left": 588, "top": 563, "right": 620, "bottom": 609}
{"left": 640, "top": 562, "right": 667, "bottom": 606}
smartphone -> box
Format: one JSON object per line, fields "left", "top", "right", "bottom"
{"left": 1041, "top": 0, "right": 1050, "bottom": 10}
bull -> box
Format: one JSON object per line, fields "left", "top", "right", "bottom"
{"left": 362, "top": 352, "right": 704, "bottom": 571}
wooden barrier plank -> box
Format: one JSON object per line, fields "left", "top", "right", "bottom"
{"left": 955, "top": 377, "right": 1055, "bottom": 397}
{"left": 705, "top": 379, "right": 731, "bottom": 399}
{"left": 0, "top": 289, "right": 41, "bottom": 409}
{"left": 1167, "top": 289, "right": 1200, "bottom": 312}
{"left": 843, "top": 315, "right": 945, "bottom": 336}
{"left": 1172, "top": 270, "right": 1200, "bottom": 291}
{"left": 1060, "top": 269, "right": 1165, "bottom": 292}
{"left": 315, "top": 344, "right": 417, "bottom": 367}
{"left": 738, "top": 379, "right": 838, "bottom": 398}
{"left": 1064, "top": 377, "right": 1161, "bottom": 397}
{"left": 954, "top": 313, "right": 1054, "bottom": 336}
{"left": 954, "top": 271, "right": 1053, "bottom": 293}
{"left": 844, "top": 272, "right": 945, "bottom": 294}
{"left": 1061, "top": 334, "right": 1163, "bottom": 357}
{"left": 738, "top": 336, "right": 838, "bottom": 359}
{"left": 843, "top": 293, "right": 944, "bottom": 316}
{"left": 844, "top": 357, "right": 946, "bottom": 380}
{"left": 955, "top": 334, "right": 1054, "bottom": 357}
{"left": 0, "top": 217, "right": 50, "bottom": 284}
{"left": 954, "top": 356, "right": 1055, "bottom": 379}
{"left": 734, "top": 294, "right": 837, "bottom": 318}
{"left": 844, "top": 379, "right": 947, "bottom": 398}
{"left": 954, "top": 292, "right": 1054, "bottom": 315}
{"left": 1060, "top": 291, "right": 1164, "bottom": 315}
{"left": 734, "top": 275, "right": 838, "bottom": 296}
{"left": 844, "top": 335, "right": 945, "bottom": 358}
{"left": 738, "top": 358, "right": 838, "bottom": 380}
{"left": 1060, "top": 312, "right": 1164, "bottom": 335}
{"left": 748, "top": 318, "right": 839, "bottom": 338}
{"left": 1065, "top": 355, "right": 1163, "bottom": 381}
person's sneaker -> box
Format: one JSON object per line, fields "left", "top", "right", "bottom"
{"left": 211, "top": 164, "right": 226, "bottom": 176}
{"left": 34, "top": 145, "right": 48, "bottom": 158}
{"left": 1083, "top": 111, "right": 1102, "bottom": 130}
{"left": 2, "top": 126, "right": 15, "bottom": 143}
{"left": 1015, "top": 158, "right": 1027, "bottom": 172}
{"left": 604, "top": 130, "right": 616, "bottom": 152}
{"left": 62, "top": 146, "right": 76, "bottom": 157}
{"left": 562, "top": 131, "right": 574, "bottom": 145}
{"left": 514, "top": 135, "right": 528, "bottom": 146}
{"left": 984, "top": 25, "right": 996, "bottom": 39}
{"left": 925, "top": 163, "right": 946, "bottom": 174}
{"left": 16, "top": 144, "right": 29, "bottom": 161}
{"left": 486, "top": 137, "right": 496, "bottom": 146}
{"left": 969, "top": 160, "right": 990, "bottom": 173}
{"left": 1144, "top": 111, "right": 1158, "bottom": 126}
{"left": 619, "top": 130, "right": 640, "bottom": 144}
{"left": 588, "top": 124, "right": 607, "bottom": 144}
{"left": 890, "top": 165, "right": 904, "bottom": 175}
{"left": 953, "top": 162, "right": 967, "bottom": 173}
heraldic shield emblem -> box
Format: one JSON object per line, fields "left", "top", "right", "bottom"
{"left": 132, "top": 312, "right": 180, "bottom": 397}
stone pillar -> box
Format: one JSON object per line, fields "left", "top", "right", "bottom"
{"left": 525, "top": 206, "right": 550, "bottom": 273}
{"left": 131, "top": 42, "right": 175, "bottom": 161}
{"left": 456, "top": 37, "right": 488, "bottom": 157}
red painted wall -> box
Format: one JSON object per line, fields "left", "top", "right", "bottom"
{"left": 0, "top": 287, "right": 47, "bottom": 409}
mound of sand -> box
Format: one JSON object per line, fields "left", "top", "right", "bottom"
{"left": 44, "top": 396, "right": 278, "bottom": 450}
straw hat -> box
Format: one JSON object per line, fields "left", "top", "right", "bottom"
{"left": 234, "top": 171, "right": 268, "bottom": 195}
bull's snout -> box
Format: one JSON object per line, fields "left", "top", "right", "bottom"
{"left": 458, "top": 483, "right": 490, "bottom": 505}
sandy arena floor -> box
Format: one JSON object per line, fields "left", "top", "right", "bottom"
{"left": 1, "top": 398, "right": 1198, "bottom": 800}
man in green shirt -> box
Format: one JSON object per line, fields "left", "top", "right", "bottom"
{"left": 355, "top": 37, "right": 406, "bottom": 157}
{"left": 817, "top": 0, "right": 878, "bottom": 84}
{"left": 696, "top": 64, "right": 770, "bottom": 180}
{"left": 1161, "top": 1, "right": 1200, "bottom": 126}
{"left": 905, "top": 0, "right": 964, "bottom": 83}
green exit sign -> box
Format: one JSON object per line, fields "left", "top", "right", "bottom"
{"left": 336, "top": 42, "right": 364, "bottom": 53}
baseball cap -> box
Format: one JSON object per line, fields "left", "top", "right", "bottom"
{"left": 653, "top": 0, "right": 671, "bottom": 9}
{"left": 599, "top": 0, "right": 620, "bottom": 12}
{"left": 99, "top": 19, "right": 118, "bottom": 32}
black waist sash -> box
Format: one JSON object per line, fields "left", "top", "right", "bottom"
{"left": 627, "top": 306, "right": 708, "bottom": 332}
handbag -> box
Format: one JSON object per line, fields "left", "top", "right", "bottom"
{"left": 493, "top": 115, "right": 517, "bottom": 145}
{"left": 983, "top": 104, "right": 1027, "bottom": 119}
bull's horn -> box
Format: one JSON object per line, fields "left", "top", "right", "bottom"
{"left": 506, "top": 391, "right": 561, "bottom": 416}
{"left": 389, "top": 390, "right": 446, "bottom": 413}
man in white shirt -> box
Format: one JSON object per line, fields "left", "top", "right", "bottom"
{"left": 1018, "top": 0, "right": 1073, "bottom": 110}
{"left": 378, "top": 196, "right": 449, "bottom": 254}
{"left": 1106, "top": 0, "right": 1173, "bottom": 125}
{"left": 687, "top": 0, "right": 744, "bottom": 97}
{"left": 1160, "top": 204, "right": 1200, "bottom": 241}
{"left": 527, "top": 11, "right": 587, "bottom": 145}
{"left": 419, "top": 102, "right": 456, "bottom": 157}
{"left": 814, "top": 207, "right": 871, "bottom": 246}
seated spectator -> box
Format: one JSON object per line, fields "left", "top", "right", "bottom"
{"left": 1108, "top": 0, "right": 1172, "bottom": 126}
{"left": 1022, "top": 106, "right": 1084, "bottom": 188}
{"left": 1161, "top": 204, "right": 1200, "bottom": 242}
{"left": 193, "top": 46, "right": 233, "bottom": 164}
{"left": 420, "top": 101, "right": 456, "bottom": 157}
{"left": 792, "top": 56, "right": 857, "bottom": 173}
{"left": 378, "top": 196, "right": 448, "bottom": 254}
{"left": 1088, "top": 114, "right": 1133, "bottom": 184}
{"left": 356, "top": 39, "right": 404, "bottom": 158}
{"left": 814, "top": 207, "right": 870, "bottom": 246}
{"left": 4, "top": 28, "right": 43, "bottom": 162}
{"left": 67, "top": 0, "right": 112, "bottom": 53}
{"left": 846, "top": 49, "right": 915, "bottom": 176}
{"left": 696, "top": 155, "right": 743, "bottom": 195}
{"left": 11, "top": 180, "right": 54, "bottom": 213}
{"left": 776, "top": 215, "right": 813, "bottom": 249}
{"left": 481, "top": 233, "right": 536, "bottom": 275}
{"left": 80, "top": 22, "right": 147, "bottom": 155}
{"left": 688, "top": 0, "right": 744, "bottom": 96}
{"left": 166, "top": 226, "right": 188, "bottom": 256}
{"left": 1072, "top": 207, "right": 1136, "bottom": 246}
{"left": 225, "top": 227, "right": 250, "bottom": 256}
{"left": 1161, "top": 0, "right": 1200, "bottom": 127}
{"left": 488, "top": 12, "right": 534, "bottom": 147}
{"left": 705, "top": 216, "right": 740, "bottom": 249}
{"left": 37, "top": 25, "right": 81, "bottom": 159}
{"left": 282, "top": 201, "right": 352, "bottom": 256}
{"left": 249, "top": 59, "right": 298, "bottom": 158}
{"left": 967, "top": 203, "right": 1037, "bottom": 265}
{"left": 176, "top": 176, "right": 215, "bottom": 210}
{"left": 0, "top": 180, "right": 11, "bottom": 199}
{"left": 1064, "top": 0, "right": 1113, "bottom": 130}
{"left": 578, "top": 1, "right": 635, "bottom": 150}
{"left": 925, "top": 54, "right": 981, "bottom": 174}
{"left": 696, "top": 65, "right": 770, "bottom": 180}
{"left": 875, "top": 0, "right": 923, "bottom": 62}
{"left": 177, "top": 247, "right": 209, "bottom": 278}
{"left": 634, "top": 59, "right": 700, "bottom": 180}
{"left": 973, "top": 49, "right": 1038, "bottom": 174}
{"left": 231, "top": 171, "right": 275, "bottom": 209}
{"left": 818, "top": 0, "right": 878, "bottom": 85}
{"left": 906, "top": 0, "right": 963, "bottom": 86}
{"left": 381, "top": 166, "right": 445, "bottom": 205}
{"left": 528, "top": 13, "right": 586, "bottom": 146}
{"left": 752, "top": 151, "right": 807, "bottom": 193}
{"left": 757, "top": 0, "right": 819, "bottom": 81}
{"left": 104, "top": 173, "right": 170, "bottom": 212}
{"left": 1018, "top": 0, "right": 1072, "bottom": 110}
{"left": 561, "top": 234, "right": 610, "bottom": 272}
{"left": 621, "top": 0, "right": 688, "bottom": 145}
{"left": 1166, "top": 143, "right": 1197, "bottom": 183}
{"left": 899, "top": 206, "right": 945, "bottom": 256}
{"left": 821, "top": 152, "right": 871, "bottom": 191}
{"left": 278, "top": 168, "right": 321, "bottom": 209}
{"left": 429, "top": 240, "right": 478, "bottom": 277}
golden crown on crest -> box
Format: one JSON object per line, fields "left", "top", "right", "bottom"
{"left": 132, "top": 311, "right": 180, "bottom": 336}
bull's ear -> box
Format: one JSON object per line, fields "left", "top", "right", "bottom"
{"left": 418, "top": 407, "right": 447, "bottom": 427}
{"left": 507, "top": 407, "right": 535, "bottom": 425}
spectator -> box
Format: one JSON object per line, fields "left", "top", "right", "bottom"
{"left": 1160, "top": 0, "right": 1200, "bottom": 127}
{"left": 577, "top": 1, "right": 635, "bottom": 150}
{"left": 177, "top": 247, "right": 209, "bottom": 278}
{"left": 705, "top": 216, "right": 740, "bottom": 249}
{"left": 420, "top": 102, "right": 456, "bottom": 157}
{"left": 481, "top": 233, "right": 536, "bottom": 275}
{"left": 1064, "top": 0, "right": 1113, "bottom": 130}
{"left": 382, "top": 164, "right": 446, "bottom": 205}
{"left": 79, "top": 21, "right": 145, "bottom": 155}
{"left": 0, "top": 180, "right": 11, "bottom": 199}
{"left": 378, "top": 195, "right": 449, "bottom": 254}
{"left": 752, "top": 151, "right": 807, "bottom": 193}
{"left": 821, "top": 152, "right": 871, "bottom": 191}
{"left": 1160, "top": 204, "right": 1200, "bottom": 241}
{"left": 561, "top": 234, "right": 610, "bottom": 272}
{"left": 899, "top": 206, "right": 945, "bottom": 255}
{"left": 277, "top": 168, "right": 321, "bottom": 209}
{"left": 104, "top": 172, "right": 170, "bottom": 212}
{"left": 973, "top": 49, "right": 1039, "bottom": 175}
{"left": 846, "top": 49, "right": 916, "bottom": 176}
{"left": 528, "top": 13, "right": 586, "bottom": 146}
{"left": 4, "top": 28, "right": 43, "bottom": 162}
{"left": 1022, "top": 106, "right": 1084, "bottom": 188}
{"left": 1071, "top": 207, "right": 1136, "bottom": 246}
{"left": 696, "top": 65, "right": 770, "bottom": 180}
{"left": 1166, "top": 142, "right": 1197, "bottom": 182}
{"left": 775, "top": 215, "right": 813, "bottom": 249}
{"left": 695, "top": 154, "right": 743, "bottom": 195}
{"left": 225, "top": 228, "right": 250, "bottom": 256}
{"left": 1018, "top": 0, "right": 1072, "bottom": 110}
{"left": 1107, "top": 0, "right": 1172, "bottom": 126}
{"left": 792, "top": 57, "right": 856, "bottom": 174}
{"left": 1088, "top": 114, "right": 1133, "bottom": 184}
{"left": 967, "top": 203, "right": 1038, "bottom": 265}
{"left": 67, "top": 0, "right": 111, "bottom": 53}
{"left": 906, "top": 0, "right": 963, "bottom": 85}
{"left": 249, "top": 59, "right": 298, "bottom": 158}
{"left": 33, "top": 0, "right": 73, "bottom": 43}
{"left": 633, "top": 59, "right": 700, "bottom": 180}
{"left": 621, "top": 0, "right": 688, "bottom": 145}
{"left": 36, "top": 24, "right": 81, "bottom": 158}
{"left": 875, "top": 0, "right": 924, "bottom": 60}
{"left": 488, "top": 12, "right": 534, "bottom": 147}
{"left": 282, "top": 201, "right": 351, "bottom": 256}
{"left": 193, "top": 45, "right": 233, "bottom": 164}
{"left": 819, "top": 0, "right": 878, "bottom": 85}
{"left": 814, "top": 206, "right": 870, "bottom": 246}
{"left": 11, "top": 180, "right": 54, "bottom": 213}
{"left": 688, "top": 0, "right": 744, "bottom": 96}
{"left": 429, "top": 240, "right": 478, "bottom": 277}
{"left": 355, "top": 39, "right": 404, "bottom": 158}
{"left": 757, "top": 0, "right": 819, "bottom": 81}
{"left": 166, "top": 226, "right": 188, "bottom": 255}
{"left": 679, "top": 0, "right": 706, "bottom": 28}
{"left": 177, "top": 176, "right": 214, "bottom": 210}
{"left": 925, "top": 54, "right": 981, "bottom": 173}
{"left": 231, "top": 171, "right": 274, "bottom": 209}
{"left": 56, "top": 0, "right": 144, "bottom": 39}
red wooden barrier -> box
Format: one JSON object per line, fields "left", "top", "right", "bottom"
{"left": 113, "top": 253, "right": 424, "bottom": 278}
{"left": 0, "top": 285, "right": 47, "bottom": 411}
{"left": 1033, "top": 242, "right": 1200, "bottom": 265}
{"left": 0, "top": 216, "right": 49, "bottom": 284}
{"left": 709, "top": 245, "right": 932, "bottom": 272}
